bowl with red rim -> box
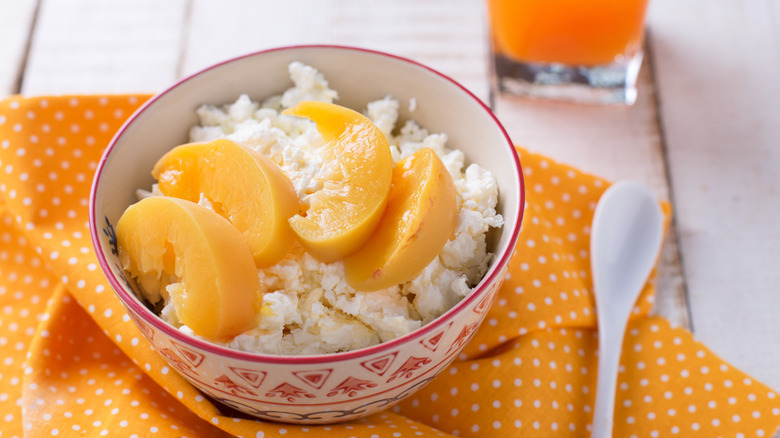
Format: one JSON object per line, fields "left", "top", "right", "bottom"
{"left": 89, "top": 45, "right": 524, "bottom": 424}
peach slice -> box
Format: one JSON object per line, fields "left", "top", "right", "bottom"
{"left": 282, "top": 101, "right": 392, "bottom": 262}
{"left": 116, "top": 196, "right": 260, "bottom": 340}
{"left": 152, "top": 139, "right": 298, "bottom": 267}
{"left": 344, "top": 148, "right": 458, "bottom": 291}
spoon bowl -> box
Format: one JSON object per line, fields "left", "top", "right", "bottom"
{"left": 590, "top": 180, "right": 665, "bottom": 437}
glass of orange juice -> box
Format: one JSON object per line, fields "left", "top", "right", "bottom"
{"left": 486, "top": 0, "right": 650, "bottom": 105}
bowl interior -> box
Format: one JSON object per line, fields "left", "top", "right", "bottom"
{"left": 91, "top": 45, "right": 524, "bottom": 357}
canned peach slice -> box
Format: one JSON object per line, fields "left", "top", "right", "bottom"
{"left": 152, "top": 139, "right": 298, "bottom": 267}
{"left": 344, "top": 148, "right": 457, "bottom": 291}
{"left": 283, "top": 101, "right": 392, "bottom": 263}
{"left": 116, "top": 196, "right": 260, "bottom": 341}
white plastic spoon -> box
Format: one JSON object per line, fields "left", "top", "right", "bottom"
{"left": 590, "top": 180, "right": 665, "bottom": 438}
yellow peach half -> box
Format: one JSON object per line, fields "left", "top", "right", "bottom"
{"left": 116, "top": 196, "right": 261, "bottom": 341}
{"left": 344, "top": 147, "right": 458, "bottom": 291}
{"left": 152, "top": 139, "right": 298, "bottom": 267}
{"left": 282, "top": 101, "right": 393, "bottom": 262}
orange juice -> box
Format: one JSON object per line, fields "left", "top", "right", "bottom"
{"left": 487, "top": 0, "right": 649, "bottom": 66}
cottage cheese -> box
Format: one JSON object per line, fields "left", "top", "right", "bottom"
{"left": 155, "top": 62, "right": 503, "bottom": 355}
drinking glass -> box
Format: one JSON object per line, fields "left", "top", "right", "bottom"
{"left": 486, "top": 0, "right": 650, "bottom": 105}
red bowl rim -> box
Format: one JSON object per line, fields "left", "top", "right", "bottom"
{"left": 89, "top": 44, "right": 525, "bottom": 365}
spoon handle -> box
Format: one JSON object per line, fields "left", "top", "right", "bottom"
{"left": 591, "top": 319, "right": 628, "bottom": 438}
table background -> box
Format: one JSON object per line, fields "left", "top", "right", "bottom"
{"left": 2, "top": 0, "right": 779, "bottom": 400}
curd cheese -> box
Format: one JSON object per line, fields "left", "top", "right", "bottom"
{"left": 153, "top": 62, "right": 503, "bottom": 355}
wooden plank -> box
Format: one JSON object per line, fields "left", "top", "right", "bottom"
{"left": 181, "top": 0, "right": 334, "bottom": 74}
{"left": 328, "top": 0, "right": 489, "bottom": 103}
{"left": 0, "top": 0, "right": 38, "bottom": 96}
{"left": 491, "top": 56, "right": 690, "bottom": 329}
{"left": 648, "top": 0, "right": 780, "bottom": 391}
{"left": 20, "top": 0, "right": 188, "bottom": 95}
{"left": 182, "top": 0, "right": 489, "bottom": 102}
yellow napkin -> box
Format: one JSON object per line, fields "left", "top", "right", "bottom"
{"left": 1, "top": 94, "right": 779, "bottom": 437}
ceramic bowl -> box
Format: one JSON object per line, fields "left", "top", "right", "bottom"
{"left": 89, "top": 45, "right": 524, "bottom": 424}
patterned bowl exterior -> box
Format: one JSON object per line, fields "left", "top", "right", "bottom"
{"left": 117, "top": 259, "right": 507, "bottom": 423}
{"left": 91, "top": 45, "right": 524, "bottom": 424}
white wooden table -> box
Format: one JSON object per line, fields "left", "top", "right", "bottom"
{"left": 3, "top": 0, "right": 779, "bottom": 398}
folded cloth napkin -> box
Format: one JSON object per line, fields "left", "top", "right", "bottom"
{"left": 1, "top": 94, "right": 778, "bottom": 437}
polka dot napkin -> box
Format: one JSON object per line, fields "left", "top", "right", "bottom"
{"left": 1, "top": 95, "right": 778, "bottom": 438}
